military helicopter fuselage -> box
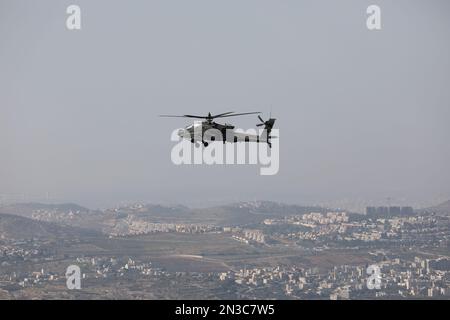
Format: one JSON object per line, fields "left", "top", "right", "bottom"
{"left": 179, "top": 120, "right": 234, "bottom": 140}
{"left": 162, "top": 111, "right": 276, "bottom": 148}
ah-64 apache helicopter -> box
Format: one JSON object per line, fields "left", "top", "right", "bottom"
{"left": 160, "top": 111, "right": 276, "bottom": 148}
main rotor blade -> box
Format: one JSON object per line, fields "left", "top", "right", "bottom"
{"left": 258, "top": 115, "right": 264, "bottom": 123}
{"left": 216, "top": 111, "right": 261, "bottom": 118}
{"left": 160, "top": 111, "right": 261, "bottom": 119}
{"left": 159, "top": 114, "right": 207, "bottom": 119}
{"left": 211, "top": 111, "right": 235, "bottom": 118}
{"left": 183, "top": 115, "right": 208, "bottom": 119}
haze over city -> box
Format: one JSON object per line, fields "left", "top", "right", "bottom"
{"left": 1, "top": 1, "right": 450, "bottom": 305}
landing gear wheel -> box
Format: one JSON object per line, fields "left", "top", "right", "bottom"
{"left": 203, "top": 141, "right": 209, "bottom": 147}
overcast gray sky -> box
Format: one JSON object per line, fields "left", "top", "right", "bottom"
{"left": 1, "top": 0, "right": 449, "bottom": 209}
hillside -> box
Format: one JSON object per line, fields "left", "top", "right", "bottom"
{"left": 0, "top": 212, "right": 101, "bottom": 240}
{"left": 188, "top": 201, "right": 334, "bottom": 226}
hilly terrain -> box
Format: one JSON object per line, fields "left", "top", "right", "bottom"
{"left": 0, "top": 201, "right": 338, "bottom": 236}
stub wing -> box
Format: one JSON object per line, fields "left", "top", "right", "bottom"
{"left": 231, "top": 131, "right": 264, "bottom": 143}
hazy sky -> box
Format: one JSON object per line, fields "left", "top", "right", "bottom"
{"left": 1, "top": 0, "right": 449, "bottom": 208}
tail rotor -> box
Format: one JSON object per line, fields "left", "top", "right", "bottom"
{"left": 256, "top": 115, "right": 276, "bottom": 148}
